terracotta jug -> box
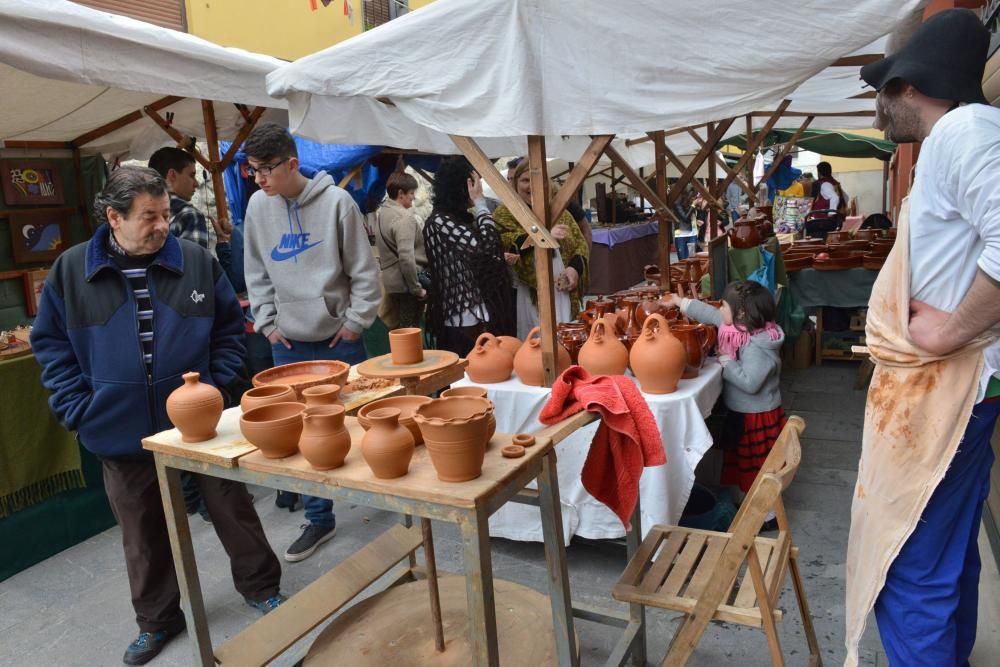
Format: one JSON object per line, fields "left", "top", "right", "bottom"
{"left": 414, "top": 397, "right": 491, "bottom": 482}
{"left": 299, "top": 405, "right": 351, "bottom": 470}
{"left": 388, "top": 327, "right": 423, "bottom": 365}
{"left": 578, "top": 319, "right": 629, "bottom": 376}
{"left": 629, "top": 313, "right": 686, "bottom": 394}
{"left": 466, "top": 333, "right": 514, "bottom": 384}
{"left": 556, "top": 322, "right": 588, "bottom": 365}
{"left": 636, "top": 293, "right": 671, "bottom": 326}
{"left": 361, "top": 407, "right": 415, "bottom": 479}
{"left": 496, "top": 335, "right": 522, "bottom": 357}
{"left": 513, "top": 326, "right": 570, "bottom": 387}
{"left": 241, "top": 384, "right": 295, "bottom": 413}
{"left": 671, "top": 323, "right": 710, "bottom": 379}
{"left": 167, "top": 372, "right": 224, "bottom": 442}
{"left": 728, "top": 218, "right": 761, "bottom": 249}
{"left": 301, "top": 383, "right": 342, "bottom": 407}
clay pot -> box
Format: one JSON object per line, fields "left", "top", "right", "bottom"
{"left": 361, "top": 407, "right": 415, "bottom": 479}
{"left": 388, "top": 327, "right": 423, "bottom": 365}
{"left": 414, "top": 397, "right": 492, "bottom": 482}
{"left": 239, "top": 401, "right": 306, "bottom": 459}
{"left": 301, "top": 384, "right": 342, "bottom": 407}
{"left": 166, "top": 372, "right": 224, "bottom": 443}
{"left": 636, "top": 293, "right": 673, "bottom": 326}
{"left": 466, "top": 333, "right": 514, "bottom": 384}
{"left": 299, "top": 405, "right": 351, "bottom": 470}
{"left": 578, "top": 319, "right": 629, "bottom": 376}
{"left": 728, "top": 219, "right": 761, "bottom": 249}
{"left": 556, "top": 322, "right": 588, "bottom": 365}
{"left": 629, "top": 314, "right": 686, "bottom": 394}
{"left": 671, "top": 323, "right": 710, "bottom": 379}
{"left": 496, "top": 336, "right": 523, "bottom": 357}
{"left": 618, "top": 298, "right": 643, "bottom": 351}
{"left": 357, "top": 395, "right": 432, "bottom": 445}
{"left": 441, "top": 387, "right": 495, "bottom": 439}
{"left": 240, "top": 384, "right": 295, "bottom": 413}
{"left": 513, "top": 326, "right": 570, "bottom": 387}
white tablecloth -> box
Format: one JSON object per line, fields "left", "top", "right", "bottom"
{"left": 454, "top": 362, "right": 723, "bottom": 543}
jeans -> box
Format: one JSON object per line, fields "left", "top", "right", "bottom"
{"left": 676, "top": 235, "right": 696, "bottom": 260}
{"left": 271, "top": 334, "right": 369, "bottom": 530}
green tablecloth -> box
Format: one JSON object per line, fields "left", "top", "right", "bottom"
{"left": 0, "top": 354, "right": 84, "bottom": 518}
{"left": 788, "top": 268, "right": 878, "bottom": 309}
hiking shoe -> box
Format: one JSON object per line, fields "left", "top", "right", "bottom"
{"left": 284, "top": 524, "right": 336, "bottom": 562}
{"left": 122, "top": 627, "right": 182, "bottom": 665}
{"left": 245, "top": 593, "right": 287, "bottom": 615}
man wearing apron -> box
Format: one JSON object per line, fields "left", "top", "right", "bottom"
{"left": 844, "top": 10, "right": 1000, "bottom": 666}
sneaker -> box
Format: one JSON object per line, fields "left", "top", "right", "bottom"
{"left": 275, "top": 491, "right": 302, "bottom": 512}
{"left": 122, "top": 627, "right": 183, "bottom": 665}
{"left": 245, "top": 593, "right": 287, "bottom": 614}
{"left": 284, "top": 524, "right": 336, "bottom": 562}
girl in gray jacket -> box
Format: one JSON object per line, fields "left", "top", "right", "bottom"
{"left": 668, "top": 281, "right": 785, "bottom": 528}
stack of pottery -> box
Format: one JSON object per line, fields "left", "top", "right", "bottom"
{"left": 629, "top": 313, "right": 686, "bottom": 394}
{"left": 578, "top": 318, "right": 629, "bottom": 376}
{"left": 388, "top": 327, "right": 423, "bottom": 365}
{"left": 301, "top": 384, "right": 342, "bottom": 407}
{"left": 357, "top": 395, "right": 432, "bottom": 445}
{"left": 513, "top": 326, "right": 570, "bottom": 387}
{"left": 241, "top": 384, "right": 295, "bottom": 412}
{"left": 166, "top": 372, "right": 224, "bottom": 442}
{"left": 299, "top": 405, "right": 351, "bottom": 470}
{"left": 414, "top": 396, "right": 493, "bottom": 482}
{"left": 240, "top": 401, "right": 307, "bottom": 458}
{"left": 577, "top": 296, "right": 616, "bottom": 328}
{"left": 361, "top": 407, "right": 415, "bottom": 479}
{"left": 466, "top": 333, "right": 515, "bottom": 383}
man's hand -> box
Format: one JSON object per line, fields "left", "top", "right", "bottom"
{"left": 908, "top": 299, "right": 952, "bottom": 355}
{"left": 504, "top": 252, "right": 520, "bottom": 266}
{"left": 557, "top": 266, "right": 579, "bottom": 292}
{"left": 267, "top": 329, "right": 292, "bottom": 349}
{"left": 329, "top": 327, "right": 362, "bottom": 348}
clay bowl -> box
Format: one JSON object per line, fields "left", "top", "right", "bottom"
{"left": 252, "top": 360, "right": 351, "bottom": 400}
{"left": 414, "top": 397, "right": 493, "bottom": 482}
{"left": 241, "top": 384, "right": 296, "bottom": 413}
{"left": 239, "top": 401, "right": 306, "bottom": 459}
{"left": 440, "top": 387, "right": 495, "bottom": 438}
{"left": 357, "top": 395, "right": 433, "bottom": 445}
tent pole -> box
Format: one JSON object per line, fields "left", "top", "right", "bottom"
{"left": 657, "top": 143, "right": 722, "bottom": 209}
{"left": 548, "top": 135, "right": 613, "bottom": 227}
{"left": 610, "top": 163, "right": 617, "bottom": 226}
{"left": 881, "top": 160, "right": 889, "bottom": 213}
{"left": 745, "top": 115, "right": 756, "bottom": 205}
{"left": 527, "top": 136, "right": 560, "bottom": 388}
{"left": 717, "top": 101, "right": 791, "bottom": 203}
{"left": 146, "top": 106, "right": 213, "bottom": 171}
{"left": 219, "top": 107, "right": 266, "bottom": 169}
{"left": 665, "top": 118, "right": 735, "bottom": 208}
{"left": 200, "top": 100, "right": 230, "bottom": 229}
{"left": 71, "top": 147, "right": 94, "bottom": 236}
{"left": 751, "top": 116, "right": 814, "bottom": 194}
{"left": 684, "top": 128, "right": 752, "bottom": 202}
{"left": 707, "top": 124, "right": 718, "bottom": 239}
{"left": 652, "top": 130, "right": 670, "bottom": 291}
{"left": 70, "top": 95, "right": 184, "bottom": 148}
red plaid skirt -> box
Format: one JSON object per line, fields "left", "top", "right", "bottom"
{"left": 720, "top": 407, "right": 787, "bottom": 492}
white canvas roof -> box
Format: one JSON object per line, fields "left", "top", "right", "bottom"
{"left": 0, "top": 0, "right": 287, "bottom": 157}
{"left": 267, "top": 0, "right": 925, "bottom": 160}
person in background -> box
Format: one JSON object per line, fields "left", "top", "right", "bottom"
{"left": 799, "top": 172, "right": 815, "bottom": 198}
{"left": 726, "top": 180, "right": 744, "bottom": 226}
{"left": 423, "top": 157, "right": 514, "bottom": 355}
{"left": 494, "top": 159, "right": 589, "bottom": 338}
{"left": 766, "top": 154, "right": 803, "bottom": 200}
{"left": 807, "top": 161, "right": 847, "bottom": 238}
{"left": 243, "top": 123, "right": 380, "bottom": 563}
{"left": 31, "top": 167, "right": 284, "bottom": 665}
{"left": 672, "top": 188, "right": 698, "bottom": 260}
{"left": 375, "top": 171, "right": 427, "bottom": 329}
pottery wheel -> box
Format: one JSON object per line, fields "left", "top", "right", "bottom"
{"left": 304, "top": 576, "right": 577, "bottom": 666}
{"left": 356, "top": 349, "right": 459, "bottom": 379}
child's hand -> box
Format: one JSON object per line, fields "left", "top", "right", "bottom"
{"left": 718, "top": 353, "right": 732, "bottom": 367}
{"left": 665, "top": 294, "right": 683, "bottom": 309}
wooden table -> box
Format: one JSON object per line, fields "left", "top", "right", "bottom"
{"left": 142, "top": 406, "right": 582, "bottom": 667}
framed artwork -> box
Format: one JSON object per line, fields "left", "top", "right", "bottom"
{"left": 8, "top": 209, "right": 72, "bottom": 265}
{"left": 22, "top": 268, "right": 49, "bottom": 316}
{"left": 1, "top": 159, "right": 65, "bottom": 206}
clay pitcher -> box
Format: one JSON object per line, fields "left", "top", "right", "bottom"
{"left": 671, "top": 324, "right": 709, "bottom": 379}
{"left": 496, "top": 335, "right": 522, "bottom": 357}
{"left": 361, "top": 407, "right": 415, "bottom": 479}
{"left": 728, "top": 218, "right": 761, "bottom": 249}
{"left": 299, "top": 405, "right": 351, "bottom": 470}
{"left": 166, "top": 372, "right": 223, "bottom": 442}
{"left": 301, "top": 384, "right": 342, "bottom": 407}
{"left": 466, "top": 333, "right": 514, "bottom": 384}
{"left": 578, "top": 319, "right": 629, "bottom": 376}
{"left": 629, "top": 314, "right": 686, "bottom": 394}
{"left": 513, "top": 326, "right": 570, "bottom": 387}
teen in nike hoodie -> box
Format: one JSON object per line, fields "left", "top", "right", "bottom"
{"left": 244, "top": 171, "right": 380, "bottom": 342}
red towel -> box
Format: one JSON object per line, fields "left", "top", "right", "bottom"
{"left": 539, "top": 366, "right": 666, "bottom": 530}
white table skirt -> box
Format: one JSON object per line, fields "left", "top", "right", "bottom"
{"left": 454, "top": 362, "right": 723, "bottom": 543}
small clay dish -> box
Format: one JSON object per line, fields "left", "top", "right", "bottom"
{"left": 512, "top": 434, "right": 536, "bottom": 448}
{"left": 441, "top": 386, "right": 488, "bottom": 399}
{"left": 502, "top": 444, "right": 525, "bottom": 458}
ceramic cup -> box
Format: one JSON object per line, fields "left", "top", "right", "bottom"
{"left": 389, "top": 327, "right": 424, "bottom": 365}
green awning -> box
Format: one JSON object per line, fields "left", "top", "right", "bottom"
{"left": 721, "top": 128, "right": 896, "bottom": 160}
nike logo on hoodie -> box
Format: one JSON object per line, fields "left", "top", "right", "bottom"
{"left": 271, "top": 232, "right": 323, "bottom": 261}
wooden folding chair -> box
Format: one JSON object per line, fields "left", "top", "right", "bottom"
{"left": 613, "top": 416, "right": 821, "bottom": 666}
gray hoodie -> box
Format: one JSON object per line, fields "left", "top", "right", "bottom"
{"left": 244, "top": 171, "right": 380, "bottom": 341}
{"left": 683, "top": 299, "right": 784, "bottom": 413}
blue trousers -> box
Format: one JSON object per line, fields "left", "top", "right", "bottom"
{"left": 874, "top": 399, "right": 1000, "bottom": 666}
{"left": 676, "top": 235, "right": 696, "bottom": 260}
{"left": 272, "top": 335, "right": 368, "bottom": 530}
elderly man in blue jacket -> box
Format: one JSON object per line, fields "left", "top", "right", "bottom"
{"left": 31, "top": 167, "right": 284, "bottom": 666}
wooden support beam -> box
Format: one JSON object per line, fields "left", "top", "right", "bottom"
{"left": 707, "top": 124, "right": 719, "bottom": 239}
{"left": 665, "top": 117, "right": 736, "bottom": 207}
{"left": 449, "top": 135, "right": 559, "bottom": 249}
{"left": 604, "top": 144, "right": 680, "bottom": 224}
{"left": 745, "top": 115, "right": 755, "bottom": 204}
{"left": 527, "top": 136, "right": 560, "bottom": 388}
{"left": 412, "top": 166, "right": 435, "bottom": 184}
{"left": 624, "top": 124, "right": 707, "bottom": 148}
{"left": 234, "top": 103, "right": 253, "bottom": 123}
{"left": 71, "top": 95, "right": 183, "bottom": 148}
{"left": 717, "top": 101, "right": 791, "bottom": 199}
{"left": 830, "top": 54, "right": 883, "bottom": 66}
{"left": 146, "top": 105, "right": 213, "bottom": 172}
{"left": 548, "top": 135, "right": 614, "bottom": 226}
{"left": 682, "top": 129, "right": 754, "bottom": 201}
{"left": 657, "top": 141, "right": 723, "bottom": 209}
{"left": 1, "top": 141, "right": 72, "bottom": 149}
{"left": 652, "top": 130, "right": 671, "bottom": 291}
{"left": 71, "top": 147, "right": 93, "bottom": 236}
{"left": 752, "top": 116, "right": 814, "bottom": 193}
{"left": 749, "top": 110, "right": 874, "bottom": 118}
{"left": 337, "top": 165, "right": 363, "bottom": 189}
{"left": 219, "top": 106, "right": 266, "bottom": 169}
{"left": 200, "top": 100, "right": 229, "bottom": 228}
{"left": 850, "top": 91, "right": 877, "bottom": 99}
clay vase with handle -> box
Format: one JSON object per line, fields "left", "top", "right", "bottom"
{"left": 513, "top": 326, "right": 570, "bottom": 387}
{"left": 630, "top": 313, "right": 686, "bottom": 394}
{"left": 670, "top": 323, "right": 709, "bottom": 379}
{"left": 578, "top": 318, "right": 629, "bottom": 376}
{"left": 361, "top": 407, "right": 415, "bottom": 479}
{"left": 299, "top": 405, "right": 351, "bottom": 470}
{"left": 466, "top": 333, "right": 514, "bottom": 384}
{"left": 166, "top": 372, "right": 224, "bottom": 442}
{"left": 496, "top": 335, "right": 522, "bottom": 357}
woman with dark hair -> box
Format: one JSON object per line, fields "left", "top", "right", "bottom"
{"left": 422, "top": 158, "right": 514, "bottom": 355}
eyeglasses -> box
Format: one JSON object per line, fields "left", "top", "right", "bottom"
{"left": 246, "top": 158, "right": 288, "bottom": 178}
